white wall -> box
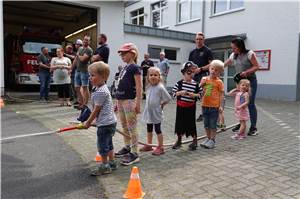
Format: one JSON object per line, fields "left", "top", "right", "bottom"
{"left": 64, "top": 1, "right": 124, "bottom": 85}
{"left": 204, "top": 1, "right": 299, "bottom": 86}
{"left": 124, "top": 33, "right": 194, "bottom": 87}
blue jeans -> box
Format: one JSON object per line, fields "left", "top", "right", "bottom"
{"left": 97, "top": 123, "right": 116, "bottom": 156}
{"left": 39, "top": 71, "right": 51, "bottom": 100}
{"left": 75, "top": 71, "right": 89, "bottom": 87}
{"left": 202, "top": 107, "right": 219, "bottom": 129}
{"left": 248, "top": 77, "right": 257, "bottom": 128}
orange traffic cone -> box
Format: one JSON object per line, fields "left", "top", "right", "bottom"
{"left": 123, "top": 166, "right": 145, "bottom": 199}
{"left": 94, "top": 152, "right": 102, "bottom": 162}
{"left": 0, "top": 98, "right": 4, "bottom": 108}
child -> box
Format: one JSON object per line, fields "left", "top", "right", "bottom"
{"left": 228, "top": 79, "right": 250, "bottom": 140}
{"left": 172, "top": 61, "right": 200, "bottom": 151}
{"left": 200, "top": 60, "right": 224, "bottom": 149}
{"left": 114, "top": 43, "right": 142, "bottom": 166}
{"left": 140, "top": 67, "right": 172, "bottom": 155}
{"left": 84, "top": 61, "right": 117, "bottom": 175}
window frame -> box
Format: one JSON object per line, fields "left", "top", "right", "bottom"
{"left": 130, "top": 7, "right": 145, "bottom": 26}
{"left": 148, "top": 45, "right": 178, "bottom": 62}
{"left": 151, "top": 0, "right": 169, "bottom": 28}
{"left": 177, "top": 0, "right": 201, "bottom": 24}
{"left": 212, "top": 0, "right": 244, "bottom": 16}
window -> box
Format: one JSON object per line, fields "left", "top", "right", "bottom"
{"left": 213, "top": 0, "right": 244, "bottom": 14}
{"left": 23, "top": 42, "right": 61, "bottom": 54}
{"left": 178, "top": 0, "right": 201, "bottom": 23}
{"left": 130, "top": 8, "right": 144, "bottom": 26}
{"left": 148, "top": 46, "right": 177, "bottom": 61}
{"left": 151, "top": 0, "right": 168, "bottom": 28}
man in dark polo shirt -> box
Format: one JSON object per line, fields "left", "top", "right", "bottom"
{"left": 141, "top": 53, "right": 154, "bottom": 99}
{"left": 37, "top": 47, "right": 51, "bottom": 101}
{"left": 189, "top": 32, "right": 213, "bottom": 122}
{"left": 91, "top": 34, "right": 110, "bottom": 64}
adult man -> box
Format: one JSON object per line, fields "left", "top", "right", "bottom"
{"left": 157, "top": 52, "right": 170, "bottom": 86}
{"left": 73, "top": 35, "right": 93, "bottom": 109}
{"left": 37, "top": 47, "right": 51, "bottom": 101}
{"left": 141, "top": 53, "right": 154, "bottom": 98}
{"left": 188, "top": 32, "right": 213, "bottom": 122}
{"left": 91, "top": 34, "right": 110, "bottom": 64}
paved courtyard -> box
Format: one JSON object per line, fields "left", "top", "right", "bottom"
{"left": 4, "top": 93, "right": 300, "bottom": 199}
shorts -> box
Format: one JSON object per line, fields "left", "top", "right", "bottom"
{"left": 147, "top": 123, "right": 162, "bottom": 134}
{"left": 202, "top": 107, "right": 219, "bottom": 129}
{"left": 97, "top": 123, "right": 116, "bottom": 156}
{"left": 75, "top": 71, "right": 89, "bottom": 87}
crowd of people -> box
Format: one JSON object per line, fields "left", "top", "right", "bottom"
{"left": 38, "top": 32, "right": 260, "bottom": 175}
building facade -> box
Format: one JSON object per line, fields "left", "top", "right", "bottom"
{"left": 124, "top": 0, "right": 300, "bottom": 101}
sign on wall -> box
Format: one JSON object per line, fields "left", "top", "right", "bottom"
{"left": 254, "top": 49, "right": 271, "bottom": 70}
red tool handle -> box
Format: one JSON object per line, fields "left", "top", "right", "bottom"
{"left": 59, "top": 126, "right": 78, "bottom": 133}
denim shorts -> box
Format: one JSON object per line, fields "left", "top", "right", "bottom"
{"left": 97, "top": 123, "right": 116, "bottom": 156}
{"left": 202, "top": 107, "right": 219, "bottom": 129}
{"left": 75, "top": 71, "right": 89, "bottom": 87}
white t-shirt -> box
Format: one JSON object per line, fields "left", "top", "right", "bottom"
{"left": 51, "top": 57, "right": 71, "bottom": 84}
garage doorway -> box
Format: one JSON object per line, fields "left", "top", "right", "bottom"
{"left": 3, "top": 1, "right": 97, "bottom": 89}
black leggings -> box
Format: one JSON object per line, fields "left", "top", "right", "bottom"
{"left": 147, "top": 123, "right": 162, "bottom": 134}
{"left": 57, "top": 84, "right": 70, "bottom": 98}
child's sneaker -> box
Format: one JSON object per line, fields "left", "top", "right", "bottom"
{"left": 248, "top": 127, "right": 258, "bottom": 136}
{"left": 90, "top": 164, "right": 111, "bottom": 176}
{"left": 139, "top": 145, "right": 153, "bottom": 152}
{"left": 121, "top": 152, "right": 140, "bottom": 166}
{"left": 115, "top": 146, "right": 130, "bottom": 158}
{"left": 231, "top": 133, "right": 246, "bottom": 140}
{"left": 152, "top": 147, "right": 164, "bottom": 155}
{"left": 172, "top": 140, "right": 182, "bottom": 149}
{"left": 204, "top": 139, "right": 215, "bottom": 149}
{"left": 220, "top": 124, "right": 226, "bottom": 130}
{"left": 200, "top": 138, "right": 209, "bottom": 147}
{"left": 231, "top": 133, "right": 239, "bottom": 140}
{"left": 109, "top": 160, "right": 118, "bottom": 170}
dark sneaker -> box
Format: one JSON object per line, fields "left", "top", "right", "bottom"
{"left": 172, "top": 140, "right": 182, "bottom": 149}
{"left": 90, "top": 164, "right": 112, "bottom": 176}
{"left": 248, "top": 127, "right": 258, "bottom": 136}
{"left": 115, "top": 146, "right": 131, "bottom": 158}
{"left": 121, "top": 153, "right": 140, "bottom": 166}
{"left": 232, "top": 124, "right": 240, "bottom": 132}
{"left": 196, "top": 114, "right": 203, "bottom": 122}
{"left": 188, "top": 141, "right": 198, "bottom": 151}
{"left": 109, "top": 160, "right": 118, "bottom": 170}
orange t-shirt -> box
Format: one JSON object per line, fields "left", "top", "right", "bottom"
{"left": 201, "top": 77, "right": 224, "bottom": 108}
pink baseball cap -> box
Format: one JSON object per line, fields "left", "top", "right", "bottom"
{"left": 118, "top": 43, "right": 137, "bottom": 54}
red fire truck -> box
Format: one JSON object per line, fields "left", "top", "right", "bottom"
{"left": 7, "top": 32, "right": 63, "bottom": 86}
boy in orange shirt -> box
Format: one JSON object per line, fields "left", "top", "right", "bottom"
{"left": 199, "top": 60, "right": 224, "bottom": 149}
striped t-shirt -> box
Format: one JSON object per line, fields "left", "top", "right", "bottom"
{"left": 91, "top": 84, "right": 117, "bottom": 127}
{"left": 172, "top": 79, "right": 200, "bottom": 104}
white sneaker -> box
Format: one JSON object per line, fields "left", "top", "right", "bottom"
{"left": 200, "top": 138, "right": 209, "bottom": 147}
{"left": 204, "top": 139, "right": 215, "bottom": 149}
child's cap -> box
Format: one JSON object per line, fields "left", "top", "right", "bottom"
{"left": 75, "top": 39, "right": 83, "bottom": 45}
{"left": 118, "top": 43, "right": 137, "bottom": 54}
{"left": 181, "top": 61, "right": 198, "bottom": 74}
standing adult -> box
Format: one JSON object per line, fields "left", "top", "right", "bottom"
{"left": 91, "top": 34, "right": 110, "bottom": 64}
{"left": 50, "top": 48, "right": 72, "bottom": 106}
{"left": 73, "top": 35, "right": 93, "bottom": 109}
{"left": 37, "top": 47, "right": 51, "bottom": 102}
{"left": 141, "top": 53, "right": 154, "bottom": 98}
{"left": 188, "top": 32, "right": 213, "bottom": 122}
{"left": 224, "top": 37, "right": 259, "bottom": 136}
{"left": 64, "top": 45, "right": 77, "bottom": 103}
{"left": 157, "top": 52, "right": 170, "bottom": 86}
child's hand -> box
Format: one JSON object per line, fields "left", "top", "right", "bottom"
{"left": 114, "top": 104, "right": 118, "bottom": 112}
{"left": 135, "top": 103, "right": 141, "bottom": 114}
{"left": 83, "top": 121, "right": 91, "bottom": 129}
{"left": 219, "top": 107, "right": 223, "bottom": 113}
{"left": 178, "top": 90, "right": 187, "bottom": 96}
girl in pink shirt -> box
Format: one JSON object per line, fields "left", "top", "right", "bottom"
{"left": 228, "top": 79, "right": 251, "bottom": 140}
